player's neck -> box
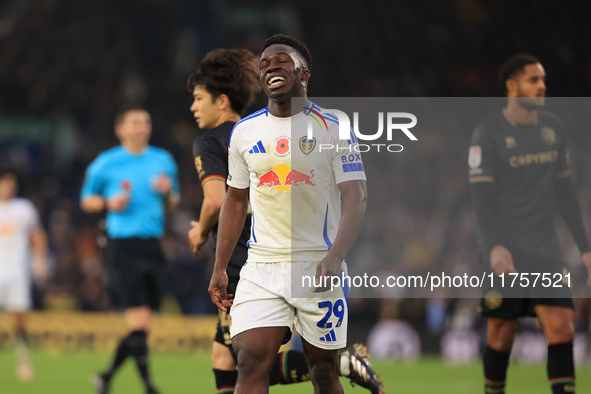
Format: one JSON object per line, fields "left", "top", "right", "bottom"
{"left": 214, "top": 112, "right": 240, "bottom": 128}
{"left": 504, "top": 103, "right": 537, "bottom": 126}
{"left": 268, "top": 95, "right": 307, "bottom": 118}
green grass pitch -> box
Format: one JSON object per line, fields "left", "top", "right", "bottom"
{"left": 0, "top": 350, "right": 589, "bottom": 393}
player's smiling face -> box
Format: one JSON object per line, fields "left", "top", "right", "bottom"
{"left": 191, "top": 85, "right": 220, "bottom": 130}
{"left": 512, "top": 63, "right": 546, "bottom": 108}
{"left": 259, "top": 44, "right": 310, "bottom": 101}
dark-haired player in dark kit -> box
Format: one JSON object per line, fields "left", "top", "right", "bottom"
{"left": 188, "top": 47, "right": 382, "bottom": 394}
{"left": 470, "top": 54, "right": 591, "bottom": 394}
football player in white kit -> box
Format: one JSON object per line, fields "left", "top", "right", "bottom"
{"left": 0, "top": 168, "right": 48, "bottom": 381}
{"left": 208, "top": 34, "right": 379, "bottom": 394}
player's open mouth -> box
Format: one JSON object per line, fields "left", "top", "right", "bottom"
{"left": 267, "top": 76, "right": 286, "bottom": 89}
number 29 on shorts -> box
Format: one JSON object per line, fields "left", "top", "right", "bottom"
{"left": 316, "top": 299, "right": 346, "bottom": 329}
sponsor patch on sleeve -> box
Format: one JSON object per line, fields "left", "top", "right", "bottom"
{"left": 342, "top": 163, "right": 364, "bottom": 172}
{"left": 468, "top": 146, "right": 482, "bottom": 169}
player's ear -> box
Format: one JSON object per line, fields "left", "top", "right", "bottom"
{"left": 216, "top": 94, "right": 231, "bottom": 111}
{"left": 505, "top": 78, "right": 517, "bottom": 95}
{"left": 114, "top": 125, "right": 122, "bottom": 141}
{"left": 301, "top": 69, "right": 311, "bottom": 82}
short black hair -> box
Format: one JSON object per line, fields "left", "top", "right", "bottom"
{"left": 499, "top": 54, "right": 541, "bottom": 92}
{"left": 0, "top": 167, "right": 20, "bottom": 187}
{"left": 261, "top": 34, "right": 312, "bottom": 71}
{"left": 187, "top": 49, "right": 260, "bottom": 115}
{"left": 114, "top": 105, "right": 148, "bottom": 126}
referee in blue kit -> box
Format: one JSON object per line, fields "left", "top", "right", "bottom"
{"left": 81, "top": 106, "right": 180, "bottom": 394}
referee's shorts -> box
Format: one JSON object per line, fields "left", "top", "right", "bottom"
{"left": 104, "top": 237, "right": 167, "bottom": 311}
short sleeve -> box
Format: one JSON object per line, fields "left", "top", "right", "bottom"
{"left": 193, "top": 135, "right": 227, "bottom": 185}
{"left": 468, "top": 127, "right": 495, "bottom": 183}
{"left": 226, "top": 125, "right": 250, "bottom": 189}
{"left": 332, "top": 127, "right": 367, "bottom": 184}
{"left": 80, "top": 157, "right": 106, "bottom": 199}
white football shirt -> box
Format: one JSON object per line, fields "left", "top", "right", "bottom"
{"left": 227, "top": 103, "right": 366, "bottom": 262}
{"left": 0, "top": 198, "right": 39, "bottom": 278}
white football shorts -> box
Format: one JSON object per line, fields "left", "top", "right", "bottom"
{"left": 0, "top": 274, "right": 31, "bottom": 312}
{"left": 229, "top": 261, "right": 349, "bottom": 350}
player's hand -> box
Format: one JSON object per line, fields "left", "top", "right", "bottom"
{"left": 106, "top": 194, "right": 130, "bottom": 212}
{"left": 208, "top": 268, "right": 233, "bottom": 312}
{"left": 490, "top": 245, "right": 517, "bottom": 276}
{"left": 188, "top": 221, "right": 209, "bottom": 255}
{"left": 313, "top": 255, "right": 342, "bottom": 293}
{"left": 153, "top": 173, "right": 172, "bottom": 194}
{"left": 31, "top": 254, "right": 49, "bottom": 285}
{"left": 582, "top": 251, "right": 591, "bottom": 287}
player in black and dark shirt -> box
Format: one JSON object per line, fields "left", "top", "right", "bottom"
{"left": 190, "top": 111, "right": 249, "bottom": 299}
{"left": 470, "top": 54, "right": 591, "bottom": 394}
{"left": 187, "top": 48, "right": 263, "bottom": 394}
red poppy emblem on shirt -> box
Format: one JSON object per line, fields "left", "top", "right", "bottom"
{"left": 274, "top": 137, "right": 291, "bottom": 157}
{"left": 277, "top": 139, "right": 289, "bottom": 153}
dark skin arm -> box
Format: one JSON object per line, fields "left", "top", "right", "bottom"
{"left": 554, "top": 176, "right": 591, "bottom": 285}
{"left": 470, "top": 182, "right": 517, "bottom": 275}
{"left": 208, "top": 186, "right": 249, "bottom": 311}
{"left": 314, "top": 180, "right": 367, "bottom": 292}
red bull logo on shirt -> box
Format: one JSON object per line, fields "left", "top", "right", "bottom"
{"left": 255, "top": 164, "right": 316, "bottom": 190}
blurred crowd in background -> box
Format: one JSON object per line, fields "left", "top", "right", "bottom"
{"left": 1, "top": 0, "right": 591, "bottom": 356}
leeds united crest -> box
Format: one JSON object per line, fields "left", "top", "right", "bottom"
{"left": 299, "top": 136, "right": 316, "bottom": 155}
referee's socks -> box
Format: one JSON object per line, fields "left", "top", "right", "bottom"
{"left": 127, "top": 330, "right": 156, "bottom": 390}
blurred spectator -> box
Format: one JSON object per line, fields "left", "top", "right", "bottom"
{"left": 366, "top": 300, "right": 421, "bottom": 361}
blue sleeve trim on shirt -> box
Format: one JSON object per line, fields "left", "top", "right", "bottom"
{"left": 229, "top": 108, "right": 268, "bottom": 146}
{"left": 323, "top": 204, "right": 332, "bottom": 249}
